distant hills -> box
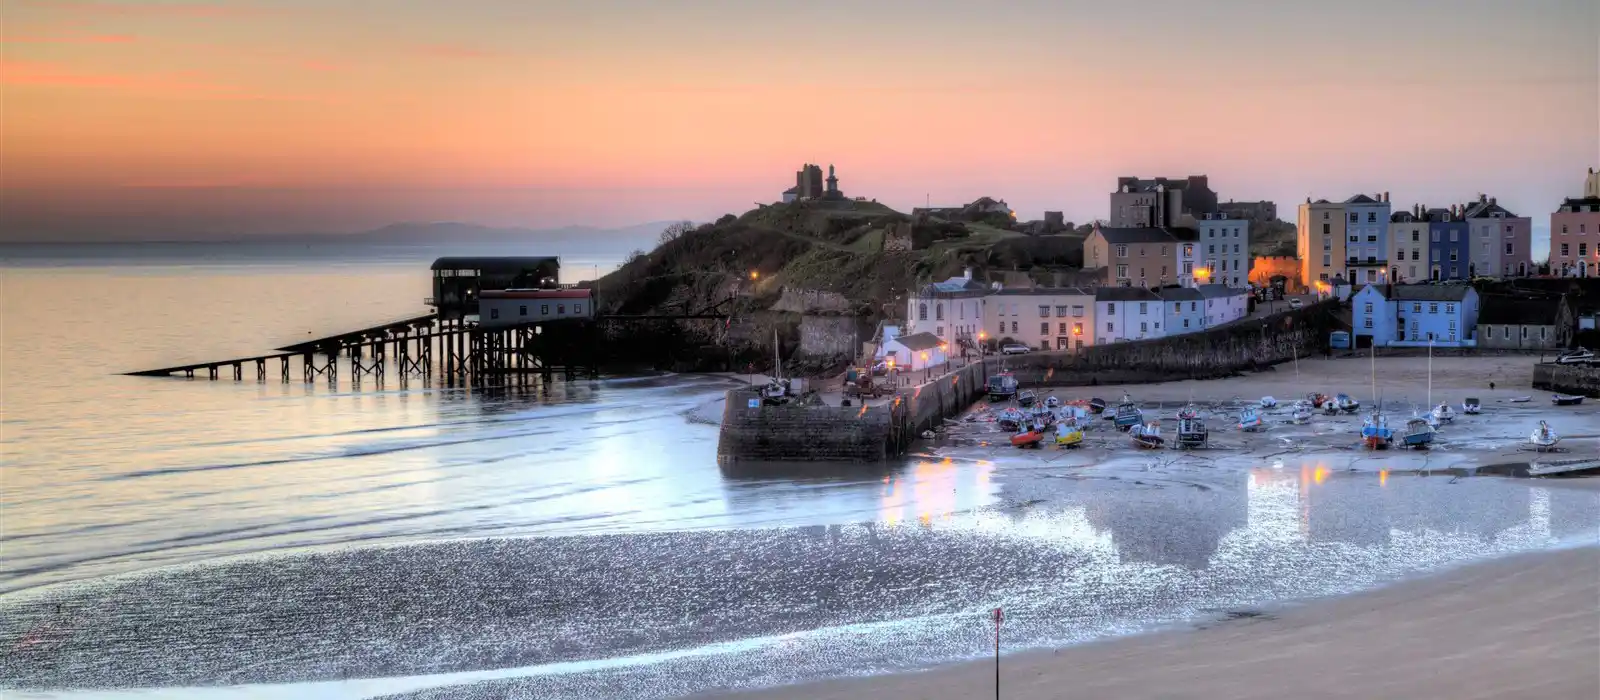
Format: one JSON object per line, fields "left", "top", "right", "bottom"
{"left": 301, "top": 221, "right": 679, "bottom": 245}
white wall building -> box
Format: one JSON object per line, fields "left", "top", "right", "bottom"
{"left": 1197, "top": 214, "right": 1250, "bottom": 288}
{"left": 983, "top": 287, "right": 1095, "bottom": 351}
{"left": 882, "top": 332, "right": 947, "bottom": 371}
{"left": 1094, "top": 287, "right": 1165, "bottom": 343}
{"left": 478, "top": 289, "right": 593, "bottom": 328}
{"left": 905, "top": 270, "right": 990, "bottom": 349}
{"left": 1196, "top": 284, "right": 1248, "bottom": 327}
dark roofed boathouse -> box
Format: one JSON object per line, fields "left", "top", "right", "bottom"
{"left": 430, "top": 256, "right": 561, "bottom": 321}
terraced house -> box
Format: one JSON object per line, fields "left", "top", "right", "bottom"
{"left": 985, "top": 287, "right": 1095, "bottom": 351}
{"left": 1342, "top": 193, "right": 1392, "bottom": 285}
{"left": 1461, "top": 194, "right": 1532, "bottom": 278}
{"left": 1083, "top": 225, "right": 1185, "bottom": 288}
{"left": 1550, "top": 169, "right": 1600, "bottom": 277}
{"left": 1387, "top": 206, "right": 1431, "bottom": 284}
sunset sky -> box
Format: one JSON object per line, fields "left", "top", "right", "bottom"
{"left": 1, "top": 0, "right": 1596, "bottom": 245}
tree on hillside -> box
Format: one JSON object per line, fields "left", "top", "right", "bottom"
{"left": 658, "top": 220, "right": 695, "bottom": 245}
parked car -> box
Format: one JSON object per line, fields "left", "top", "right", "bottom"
{"left": 1288, "top": 298, "right": 1304, "bottom": 310}
{"left": 1001, "top": 343, "right": 1031, "bottom": 355}
{"left": 1555, "top": 348, "right": 1595, "bottom": 365}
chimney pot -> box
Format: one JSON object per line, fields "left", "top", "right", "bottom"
{"left": 1490, "top": 197, "right": 1496, "bottom": 206}
{"left": 1383, "top": 191, "right": 1390, "bottom": 203}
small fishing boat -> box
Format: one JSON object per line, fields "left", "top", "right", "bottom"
{"left": 1529, "top": 420, "right": 1560, "bottom": 451}
{"left": 1130, "top": 420, "right": 1164, "bottom": 449}
{"left": 1552, "top": 394, "right": 1585, "bottom": 406}
{"left": 1462, "top": 397, "right": 1481, "bottom": 415}
{"left": 1323, "top": 401, "right": 1340, "bottom": 416}
{"left": 1430, "top": 402, "right": 1456, "bottom": 424}
{"left": 1011, "top": 429, "right": 1044, "bottom": 448}
{"left": 1259, "top": 396, "right": 1278, "bottom": 408}
{"left": 996, "top": 407, "right": 1025, "bottom": 432}
{"left": 1237, "top": 406, "right": 1265, "bottom": 432}
{"left": 986, "top": 373, "right": 1018, "bottom": 402}
{"left": 1291, "top": 401, "right": 1314, "bottom": 424}
{"left": 1028, "top": 405, "right": 1058, "bottom": 430}
{"left": 1176, "top": 404, "right": 1200, "bottom": 420}
{"left": 1401, "top": 416, "right": 1435, "bottom": 449}
{"left": 1044, "top": 395, "right": 1060, "bottom": 409}
{"left": 1055, "top": 419, "right": 1084, "bottom": 447}
{"left": 1306, "top": 392, "right": 1331, "bottom": 409}
{"left": 1510, "top": 396, "right": 1531, "bottom": 403}
{"left": 1017, "top": 389, "right": 1037, "bottom": 408}
{"left": 1335, "top": 393, "right": 1360, "bottom": 413}
{"left": 1113, "top": 401, "right": 1143, "bottom": 431}
{"left": 1176, "top": 416, "right": 1208, "bottom": 449}
{"left": 1361, "top": 413, "right": 1394, "bottom": 450}
{"left": 1087, "top": 397, "right": 1107, "bottom": 414}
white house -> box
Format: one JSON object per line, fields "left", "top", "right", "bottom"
{"left": 882, "top": 331, "right": 947, "bottom": 371}
{"left": 1157, "top": 286, "right": 1207, "bottom": 334}
{"left": 905, "top": 270, "right": 990, "bottom": 351}
{"left": 1094, "top": 287, "right": 1165, "bottom": 343}
{"left": 1197, "top": 214, "right": 1251, "bottom": 288}
{"left": 1195, "top": 284, "right": 1248, "bottom": 327}
{"left": 984, "top": 287, "right": 1095, "bottom": 351}
{"left": 478, "top": 288, "right": 592, "bottom": 328}
{"left": 1350, "top": 284, "right": 1480, "bottom": 347}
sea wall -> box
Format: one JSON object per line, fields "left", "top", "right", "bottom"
{"left": 1532, "top": 363, "right": 1600, "bottom": 397}
{"left": 996, "top": 300, "right": 1340, "bottom": 386}
{"left": 717, "top": 389, "right": 897, "bottom": 463}
{"left": 898, "top": 360, "right": 990, "bottom": 443}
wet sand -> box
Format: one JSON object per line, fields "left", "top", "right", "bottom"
{"left": 708, "top": 546, "right": 1600, "bottom": 700}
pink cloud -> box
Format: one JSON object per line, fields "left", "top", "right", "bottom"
{"left": 24, "top": 1, "right": 272, "bottom": 19}
{"left": 0, "top": 59, "right": 330, "bottom": 102}
{"left": 1, "top": 33, "right": 137, "bottom": 44}
{"left": 416, "top": 44, "right": 497, "bottom": 60}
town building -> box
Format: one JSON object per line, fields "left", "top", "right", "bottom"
{"left": 1176, "top": 237, "right": 1203, "bottom": 287}
{"left": 1461, "top": 194, "right": 1532, "bottom": 278}
{"left": 1350, "top": 285, "right": 1479, "bottom": 347}
{"left": 1157, "top": 286, "right": 1206, "bottom": 334}
{"left": 984, "top": 287, "right": 1095, "bottom": 351}
{"left": 913, "top": 196, "right": 1014, "bottom": 221}
{"left": 904, "top": 270, "right": 990, "bottom": 350}
{"left": 780, "top": 163, "right": 845, "bottom": 203}
{"left": 1586, "top": 167, "right": 1600, "bottom": 198}
{"left": 1247, "top": 256, "right": 1304, "bottom": 294}
{"left": 1551, "top": 189, "right": 1600, "bottom": 277}
{"left": 1197, "top": 213, "right": 1250, "bottom": 288}
{"left": 1196, "top": 284, "right": 1249, "bottom": 327}
{"left": 1342, "top": 193, "right": 1392, "bottom": 285}
{"left": 1083, "top": 225, "right": 1185, "bottom": 288}
{"left": 1387, "top": 207, "right": 1430, "bottom": 284}
{"left": 1427, "top": 206, "right": 1470, "bottom": 280}
{"left": 1296, "top": 198, "right": 1347, "bottom": 286}
{"left": 1094, "top": 287, "right": 1165, "bottom": 343}
{"left": 1108, "top": 175, "right": 1218, "bottom": 229}
{"left": 882, "top": 331, "right": 947, "bottom": 371}
{"left": 1476, "top": 296, "right": 1567, "bottom": 350}
{"left": 478, "top": 288, "right": 592, "bottom": 328}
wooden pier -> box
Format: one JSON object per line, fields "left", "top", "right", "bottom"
{"left": 126, "top": 314, "right": 604, "bottom": 386}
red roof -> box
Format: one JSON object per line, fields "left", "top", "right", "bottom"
{"left": 481, "top": 289, "right": 591, "bottom": 299}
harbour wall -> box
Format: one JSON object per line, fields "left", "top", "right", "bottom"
{"left": 716, "top": 360, "right": 990, "bottom": 463}
{"left": 1532, "top": 363, "right": 1600, "bottom": 397}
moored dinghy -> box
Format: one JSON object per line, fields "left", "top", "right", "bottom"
{"left": 1291, "top": 401, "right": 1314, "bottom": 424}
{"left": 1113, "top": 396, "right": 1143, "bottom": 431}
{"left": 1044, "top": 395, "right": 1061, "bottom": 409}
{"left": 1335, "top": 393, "right": 1360, "bottom": 413}
{"left": 1017, "top": 389, "right": 1037, "bottom": 408}
{"left": 1237, "top": 406, "right": 1265, "bottom": 432}
{"left": 1552, "top": 394, "right": 1585, "bottom": 406}
{"left": 1529, "top": 420, "right": 1561, "bottom": 451}
{"left": 986, "top": 373, "right": 1018, "bottom": 402}
{"left": 996, "top": 407, "right": 1025, "bottom": 431}
{"left": 1088, "top": 397, "right": 1107, "bottom": 414}
{"left": 1130, "top": 420, "right": 1164, "bottom": 449}
{"left": 1259, "top": 396, "right": 1278, "bottom": 408}
{"left": 1462, "top": 397, "right": 1481, "bottom": 415}
{"left": 1176, "top": 416, "right": 1208, "bottom": 448}
{"left": 1402, "top": 416, "right": 1435, "bottom": 449}
{"left": 1430, "top": 402, "right": 1456, "bottom": 424}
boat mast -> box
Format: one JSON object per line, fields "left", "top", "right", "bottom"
{"left": 1427, "top": 338, "right": 1432, "bottom": 411}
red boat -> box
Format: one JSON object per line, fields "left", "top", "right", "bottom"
{"left": 1306, "top": 392, "right": 1330, "bottom": 408}
{"left": 1011, "top": 430, "right": 1043, "bottom": 448}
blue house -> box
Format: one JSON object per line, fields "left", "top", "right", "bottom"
{"left": 1351, "top": 284, "right": 1480, "bottom": 347}
{"left": 1427, "top": 207, "right": 1470, "bottom": 281}
{"left": 1157, "top": 286, "right": 1206, "bottom": 334}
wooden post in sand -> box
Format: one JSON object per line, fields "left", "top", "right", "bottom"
{"left": 992, "top": 607, "right": 1003, "bottom": 699}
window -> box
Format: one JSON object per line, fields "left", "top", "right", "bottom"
{"left": 1541, "top": 327, "right": 1548, "bottom": 340}
{"left": 1184, "top": 244, "right": 1193, "bottom": 256}
{"left": 1140, "top": 322, "right": 1148, "bottom": 333}
{"left": 1367, "top": 235, "right": 1377, "bottom": 242}
{"left": 1055, "top": 305, "right": 1068, "bottom": 316}
{"left": 1106, "top": 322, "right": 1114, "bottom": 333}
{"left": 1322, "top": 223, "right": 1330, "bottom": 235}
{"left": 1582, "top": 243, "right": 1590, "bottom": 257}
{"left": 1073, "top": 322, "right": 1083, "bottom": 336}
{"left": 1072, "top": 305, "right": 1084, "bottom": 316}
{"left": 1412, "top": 302, "right": 1421, "bottom": 312}
{"left": 1349, "top": 235, "right": 1359, "bottom": 243}
{"left": 1041, "top": 322, "right": 1049, "bottom": 334}
{"left": 1450, "top": 231, "right": 1458, "bottom": 242}
{"left": 1059, "top": 322, "right": 1068, "bottom": 334}
{"left": 918, "top": 303, "right": 927, "bottom": 321}
{"left": 936, "top": 326, "right": 944, "bottom": 336}
{"left": 1364, "top": 317, "right": 1373, "bottom": 329}
{"left": 1183, "top": 262, "right": 1193, "bottom": 274}
{"left": 1190, "top": 301, "right": 1197, "bottom": 311}
{"left": 1116, "top": 244, "right": 1128, "bottom": 257}
{"left": 490, "top": 308, "right": 500, "bottom": 319}
{"left": 519, "top": 305, "right": 528, "bottom": 317}
{"left": 541, "top": 304, "right": 549, "bottom": 315}
{"left": 1367, "top": 213, "right": 1376, "bottom": 222}
{"left": 1323, "top": 212, "right": 1329, "bottom": 220}
{"left": 1562, "top": 243, "right": 1571, "bottom": 257}
{"left": 998, "top": 324, "right": 1005, "bottom": 336}
{"left": 1010, "top": 321, "right": 1018, "bottom": 332}
{"left": 1429, "top": 303, "right": 1438, "bottom": 313}
{"left": 574, "top": 303, "right": 583, "bottom": 314}
{"left": 935, "top": 303, "right": 944, "bottom": 320}
{"left": 1140, "top": 247, "right": 1147, "bottom": 257}
{"left": 1445, "top": 303, "right": 1454, "bottom": 313}
{"left": 1208, "top": 229, "right": 1215, "bottom": 238}
{"left": 1161, "top": 265, "right": 1168, "bottom": 276}
{"left": 1364, "top": 302, "right": 1373, "bottom": 313}
{"left": 1160, "top": 245, "right": 1168, "bottom": 255}
{"left": 1209, "top": 244, "right": 1216, "bottom": 254}
{"left": 1412, "top": 231, "right": 1420, "bottom": 242}
{"left": 1349, "top": 213, "right": 1358, "bottom": 223}
{"left": 1139, "top": 302, "right": 1148, "bottom": 315}
{"left": 1431, "top": 231, "right": 1440, "bottom": 242}
{"left": 1038, "top": 305, "right": 1049, "bottom": 317}
{"left": 1411, "top": 250, "right": 1420, "bottom": 260}
{"left": 1107, "top": 303, "right": 1116, "bottom": 313}
{"left": 1116, "top": 264, "right": 1129, "bottom": 278}
{"left": 557, "top": 304, "right": 565, "bottom": 314}
{"left": 1233, "top": 244, "right": 1240, "bottom": 253}
{"left": 1183, "top": 319, "right": 1190, "bottom": 328}
{"left": 1449, "top": 251, "right": 1458, "bottom": 262}
{"left": 1323, "top": 254, "right": 1331, "bottom": 266}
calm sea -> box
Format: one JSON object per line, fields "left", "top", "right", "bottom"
{"left": 1, "top": 247, "right": 1597, "bottom": 699}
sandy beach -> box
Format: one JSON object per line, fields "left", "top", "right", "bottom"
{"left": 708, "top": 546, "right": 1600, "bottom": 700}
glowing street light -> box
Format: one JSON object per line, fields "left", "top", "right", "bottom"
{"left": 749, "top": 270, "right": 760, "bottom": 280}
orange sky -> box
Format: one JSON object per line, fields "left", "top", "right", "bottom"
{"left": 2, "top": 0, "right": 1597, "bottom": 241}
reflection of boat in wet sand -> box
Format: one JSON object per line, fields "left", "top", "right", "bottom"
{"left": 1552, "top": 394, "right": 1585, "bottom": 406}
{"left": 1237, "top": 407, "right": 1264, "bottom": 432}
{"left": 1055, "top": 419, "right": 1084, "bottom": 447}
{"left": 1528, "top": 420, "right": 1561, "bottom": 451}
{"left": 1402, "top": 416, "right": 1435, "bottom": 449}
{"left": 1176, "top": 416, "right": 1208, "bottom": 448}
{"left": 1130, "top": 420, "right": 1164, "bottom": 449}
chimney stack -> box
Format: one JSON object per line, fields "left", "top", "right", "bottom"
{"left": 1490, "top": 197, "right": 1497, "bottom": 206}
{"left": 1383, "top": 191, "right": 1390, "bottom": 203}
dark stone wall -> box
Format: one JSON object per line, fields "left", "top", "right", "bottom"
{"left": 1532, "top": 363, "right": 1600, "bottom": 397}
{"left": 716, "top": 390, "right": 894, "bottom": 463}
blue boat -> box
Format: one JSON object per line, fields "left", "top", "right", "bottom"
{"left": 1401, "top": 416, "right": 1434, "bottom": 449}
{"left": 1361, "top": 412, "right": 1393, "bottom": 450}
{"left": 986, "top": 373, "right": 1018, "bottom": 402}
{"left": 1113, "top": 401, "right": 1143, "bottom": 431}
{"left": 1237, "top": 407, "right": 1264, "bottom": 432}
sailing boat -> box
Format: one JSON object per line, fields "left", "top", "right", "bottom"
{"left": 1361, "top": 343, "right": 1393, "bottom": 449}
{"left": 1529, "top": 420, "right": 1561, "bottom": 451}
{"left": 1423, "top": 340, "right": 1454, "bottom": 425}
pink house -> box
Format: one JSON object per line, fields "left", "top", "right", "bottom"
{"left": 1551, "top": 195, "right": 1600, "bottom": 277}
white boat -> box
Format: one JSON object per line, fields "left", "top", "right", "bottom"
{"left": 1462, "top": 397, "right": 1481, "bottom": 415}
{"left": 1430, "top": 403, "right": 1456, "bottom": 424}
{"left": 1334, "top": 393, "right": 1360, "bottom": 413}
{"left": 1044, "top": 395, "right": 1061, "bottom": 409}
{"left": 1176, "top": 416, "right": 1208, "bottom": 448}
{"left": 1529, "top": 420, "right": 1561, "bottom": 451}
{"left": 1259, "top": 396, "right": 1278, "bottom": 408}
{"left": 1291, "top": 401, "right": 1314, "bottom": 424}
{"left": 1130, "top": 420, "right": 1164, "bottom": 449}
